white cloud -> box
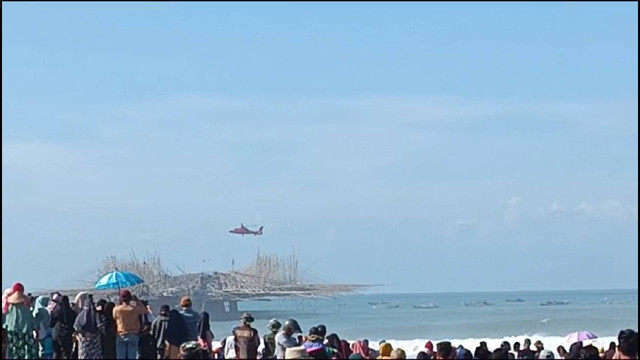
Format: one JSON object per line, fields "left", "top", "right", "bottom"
{"left": 508, "top": 196, "right": 522, "bottom": 206}
{"left": 550, "top": 202, "right": 564, "bottom": 217}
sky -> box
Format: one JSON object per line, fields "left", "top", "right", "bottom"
{"left": 2, "top": 2, "right": 638, "bottom": 294}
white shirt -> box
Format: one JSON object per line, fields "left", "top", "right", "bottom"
{"left": 224, "top": 335, "right": 237, "bottom": 359}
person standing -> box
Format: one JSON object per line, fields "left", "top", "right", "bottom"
{"left": 179, "top": 297, "right": 200, "bottom": 342}
{"left": 73, "top": 294, "right": 102, "bottom": 359}
{"left": 49, "top": 295, "right": 76, "bottom": 359}
{"left": 112, "top": 290, "right": 148, "bottom": 359}
{"left": 197, "top": 312, "right": 214, "bottom": 358}
{"left": 4, "top": 283, "right": 38, "bottom": 359}
{"left": 33, "top": 296, "right": 54, "bottom": 359}
{"left": 263, "top": 319, "right": 282, "bottom": 359}
{"left": 275, "top": 319, "right": 302, "bottom": 359}
{"left": 232, "top": 312, "right": 260, "bottom": 359}
{"left": 165, "top": 309, "right": 189, "bottom": 359}
{"left": 151, "top": 305, "right": 170, "bottom": 359}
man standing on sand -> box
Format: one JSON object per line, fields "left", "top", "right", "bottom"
{"left": 112, "top": 290, "right": 148, "bottom": 360}
{"left": 179, "top": 296, "right": 200, "bottom": 342}
{"left": 275, "top": 319, "right": 302, "bottom": 359}
{"left": 232, "top": 312, "right": 260, "bottom": 359}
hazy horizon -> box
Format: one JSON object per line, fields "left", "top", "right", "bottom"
{"left": 2, "top": 2, "right": 638, "bottom": 293}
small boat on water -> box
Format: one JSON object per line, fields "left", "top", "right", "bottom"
{"left": 540, "top": 300, "right": 570, "bottom": 306}
{"left": 463, "top": 300, "right": 493, "bottom": 307}
{"left": 506, "top": 298, "right": 525, "bottom": 302}
{"left": 371, "top": 301, "right": 400, "bottom": 310}
{"left": 413, "top": 303, "right": 439, "bottom": 309}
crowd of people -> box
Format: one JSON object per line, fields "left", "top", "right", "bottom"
{"left": 2, "top": 283, "right": 638, "bottom": 359}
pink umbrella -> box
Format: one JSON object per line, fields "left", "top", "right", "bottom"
{"left": 565, "top": 331, "right": 598, "bottom": 344}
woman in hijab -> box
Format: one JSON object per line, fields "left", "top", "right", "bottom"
{"left": 352, "top": 340, "right": 371, "bottom": 359}
{"left": 73, "top": 294, "right": 102, "bottom": 359}
{"left": 166, "top": 309, "right": 189, "bottom": 359}
{"left": 340, "top": 340, "right": 352, "bottom": 359}
{"left": 4, "top": 282, "right": 38, "bottom": 359}
{"left": 197, "top": 311, "right": 214, "bottom": 358}
{"left": 378, "top": 342, "right": 393, "bottom": 359}
{"left": 49, "top": 295, "right": 77, "bottom": 359}
{"left": 325, "top": 334, "right": 342, "bottom": 359}
{"left": 33, "top": 296, "right": 54, "bottom": 359}
{"left": 102, "top": 302, "right": 117, "bottom": 359}
{"left": 567, "top": 342, "right": 583, "bottom": 360}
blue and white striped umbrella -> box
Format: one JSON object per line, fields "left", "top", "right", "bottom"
{"left": 94, "top": 271, "right": 144, "bottom": 290}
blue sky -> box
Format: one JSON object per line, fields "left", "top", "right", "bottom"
{"left": 2, "top": 2, "right": 638, "bottom": 293}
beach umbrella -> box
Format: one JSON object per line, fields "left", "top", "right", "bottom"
{"left": 94, "top": 270, "right": 144, "bottom": 291}
{"left": 565, "top": 331, "right": 598, "bottom": 345}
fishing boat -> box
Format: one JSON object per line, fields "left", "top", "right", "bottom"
{"left": 539, "top": 300, "right": 570, "bottom": 306}
{"left": 506, "top": 298, "right": 525, "bottom": 302}
{"left": 413, "top": 303, "right": 439, "bottom": 309}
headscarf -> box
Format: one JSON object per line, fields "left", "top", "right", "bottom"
{"left": 326, "top": 334, "right": 341, "bottom": 351}
{"left": 340, "top": 340, "right": 352, "bottom": 358}
{"left": 198, "top": 311, "right": 211, "bottom": 339}
{"left": 33, "top": 296, "right": 51, "bottom": 325}
{"left": 74, "top": 292, "right": 89, "bottom": 313}
{"left": 166, "top": 309, "right": 189, "bottom": 346}
{"left": 47, "top": 292, "right": 62, "bottom": 314}
{"left": 103, "top": 302, "right": 116, "bottom": 335}
{"left": 352, "top": 340, "right": 370, "bottom": 359}
{"left": 2, "top": 287, "right": 12, "bottom": 314}
{"left": 58, "top": 295, "right": 76, "bottom": 327}
{"left": 74, "top": 296, "right": 99, "bottom": 334}
{"left": 378, "top": 342, "right": 393, "bottom": 359}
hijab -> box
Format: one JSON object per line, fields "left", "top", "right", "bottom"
{"left": 198, "top": 311, "right": 211, "bottom": 339}
{"left": 378, "top": 343, "right": 393, "bottom": 359}
{"left": 58, "top": 295, "right": 76, "bottom": 326}
{"left": 326, "top": 334, "right": 341, "bottom": 351}
{"left": 74, "top": 296, "right": 99, "bottom": 334}
{"left": 33, "top": 296, "right": 51, "bottom": 325}
{"left": 47, "top": 292, "right": 61, "bottom": 314}
{"left": 103, "top": 302, "right": 116, "bottom": 335}
{"left": 352, "top": 340, "right": 370, "bottom": 359}
{"left": 166, "top": 309, "right": 189, "bottom": 346}
{"left": 74, "top": 292, "right": 89, "bottom": 314}
{"left": 340, "top": 340, "right": 352, "bottom": 358}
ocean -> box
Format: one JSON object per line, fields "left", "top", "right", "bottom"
{"left": 207, "top": 289, "right": 637, "bottom": 357}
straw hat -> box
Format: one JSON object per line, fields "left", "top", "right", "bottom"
{"left": 7, "top": 291, "right": 30, "bottom": 305}
{"left": 285, "top": 346, "right": 313, "bottom": 359}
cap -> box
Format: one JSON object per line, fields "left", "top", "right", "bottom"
{"left": 241, "top": 312, "right": 255, "bottom": 323}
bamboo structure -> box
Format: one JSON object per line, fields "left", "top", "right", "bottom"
{"left": 85, "top": 249, "right": 367, "bottom": 301}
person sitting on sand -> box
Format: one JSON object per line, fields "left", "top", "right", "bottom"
{"left": 351, "top": 340, "right": 370, "bottom": 359}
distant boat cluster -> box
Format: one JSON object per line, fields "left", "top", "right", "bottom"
{"left": 365, "top": 296, "right": 630, "bottom": 310}
{"left": 539, "top": 300, "right": 570, "bottom": 306}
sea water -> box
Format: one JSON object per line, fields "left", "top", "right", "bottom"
{"left": 207, "top": 289, "right": 637, "bottom": 357}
